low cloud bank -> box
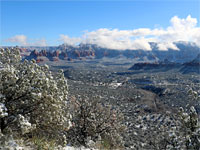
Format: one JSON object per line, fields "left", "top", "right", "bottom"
{"left": 5, "top": 15, "right": 200, "bottom": 50}
{"left": 60, "top": 15, "right": 200, "bottom": 50}
{"left": 5, "top": 35, "right": 47, "bottom": 47}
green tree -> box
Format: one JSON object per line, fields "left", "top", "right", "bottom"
{"left": 0, "top": 47, "right": 71, "bottom": 141}
{"left": 67, "top": 96, "right": 126, "bottom": 149}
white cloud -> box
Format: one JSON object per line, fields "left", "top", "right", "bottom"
{"left": 59, "top": 34, "right": 81, "bottom": 46}
{"left": 34, "top": 39, "right": 47, "bottom": 47}
{"left": 5, "top": 15, "right": 200, "bottom": 50}
{"left": 170, "top": 15, "right": 197, "bottom": 30}
{"left": 5, "top": 35, "right": 28, "bottom": 46}
{"left": 157, "top": 42, "right": 179, "bottom": 51}
{"left": 60, "top": 15, "right": 200, "bottom": 50}
{"left": 5, "top": 35, "right": 47, "bottom": 46}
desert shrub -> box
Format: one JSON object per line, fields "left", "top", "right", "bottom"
{"left": 147, "top": 87, "right": 200, "bottom": 150}
{"left": 150, "top": 106, "right": 200, "bottom": 150}
{"left": 27, "top": 135, "right": 57, "bottom": 150}
{"left": 66, "top": 96, "right": 126, "bottom": 149}
{"left": 0, "top": 47, "right": 71, "bottom": 143}
{"left": 178, "top": 106, "right": 200, "bottom": 150}
{"left": 0, "top": 133, "right": 23, "bottom": 150}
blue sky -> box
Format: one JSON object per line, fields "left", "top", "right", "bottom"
{"left": 1, "top": 0, "right": 200, "bottom": 48}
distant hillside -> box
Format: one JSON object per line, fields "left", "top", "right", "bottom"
{"left": 180, "top": 54, "right": 200, "bottom": 74}
{"left": 129, "top": 61, "right": 181, "bottom": 72}
{"left": 23, "top": 42, "right": 200, "bottom": 63}
{"left": 129, "top": 54, "right": 200, "bottom": 74}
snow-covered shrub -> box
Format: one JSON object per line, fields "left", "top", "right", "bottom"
{"left": 0, "top": 133, "right": 24, "bottom": 150}
{"left": 0, "top": 102, "right": 8, "bottom": 118}
{"left": 17, "top": 114, "right": 36, "bottom": 135}
{"left": 0, "top": 47, "right": 71, "bottom": 141}
{"left": 67, "top": 96, "right": 126, "bottom": 149}
{"left": 151, "top": 106, "right": 200, "bottom": 150}
{"left": 178, "top": 106, "right": 200, "bottom": 150}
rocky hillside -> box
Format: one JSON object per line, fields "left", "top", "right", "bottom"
{"left": 25, "top": 49, "right": 95, "bottom": 63}
{"left": 180, "top": 53, "right": 200, "bottom": 74}
{"left": 128, "top": 59, "right": 181, "bottom": 71}
{"left": 23, "top": 42, "right": 200, "bottom": 63}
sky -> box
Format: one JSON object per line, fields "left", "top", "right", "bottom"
{"left": 0, "top": 0, "right": 200, "bottom": 50}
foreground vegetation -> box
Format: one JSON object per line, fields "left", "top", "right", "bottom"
{"left": 0, "top": 48, "right": 126, "bottom": 149}
{"left": 0, "top": 47, "right": 199, "bottom": 149}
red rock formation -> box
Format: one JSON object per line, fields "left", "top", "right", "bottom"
{"left": 53, "top": 50, "right": 60, "bottom": 57}
{"left": 103, "top": 51, "right": 108, "bottom": 56}
{"left": 74, "top": 50, "right": 81, "bottom": 57}
{"left": 67, "top": 58, "right": 73, "bottom": 61}
{"left": 26, "top": 49, "right": 95, "bottom": 62}
{"left": 52, "top": 57, "right": 59, "bottom": 61}
{"left": 40, "top": 50, "right": 47, "bottom": 56}
{"left": 36, "top": 58, "right": 44, "bottom": 63}
{"left": 30, "top": 50, "right": 38, "bottom": 57}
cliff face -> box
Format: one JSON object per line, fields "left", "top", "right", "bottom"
{"left": 24, "top": 42, "right": 200, "bottom": 63}
{"left": 129, "top": 61, "right": 180, "bottom": 71}
{"left": 129, "top": 54, "right": 200, "bottom": 75}
{"left": 27, "top": 50, "right": 59, "bottom": 62}
{"left": 180, "top": 54, "right": 200, "bottom": 74}
{"left": 25, "top": 49, "right": 95, "bottom": 62}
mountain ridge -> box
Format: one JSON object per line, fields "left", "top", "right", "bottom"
{"left": 18, "top": 41, "right": 200, "bottom": 63}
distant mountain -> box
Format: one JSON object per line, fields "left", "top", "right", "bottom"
{"left": 24, "top": 42, "right": 200, "bottom": 63}
{"left": 25, "top": 49, "right": 95, "bottom": 62}
{"left": 128, "top": 59, "right": 181, "bottom": 72}
{"left": 25, "top": 50, "right": 60, "bottom": 62}
{"left": 129, "top": 53, "right": 200, "bottom": 75}
{"left": 150, "top": 42, "right": 200, "bottom": 63}
{"left": 191, "top": 53, "right": 200, "bottom": 63}
{"left": 180, "top": 54, "right": 200, "bottom": 74}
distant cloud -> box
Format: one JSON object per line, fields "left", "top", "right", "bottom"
{"left": 59, "top": 34, "right": 81, "bottom": 46}
{"left": 5, "top": 15, "right": 200, "bottom": 50}
{"left": 60, "top": 15, "right": 200, "bottom": 50}
{"left": 5, "top": 35, "right": 47, "bottom": 46}
{"left": 5, "top": 35, "right": 28, "bottom": 46}
{"left": 33, "top": 39, "right": 47, "bottom": 47}
{"left": 157, "top": 43, "right": 179, "bottom": 51}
